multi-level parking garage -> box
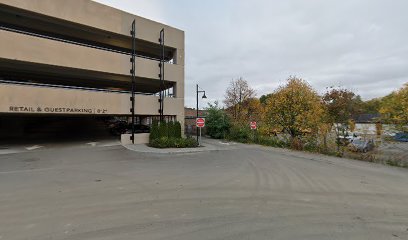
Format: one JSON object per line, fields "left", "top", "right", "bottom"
{"left": 0, "top": 0, "right": 185, "bottom": 143}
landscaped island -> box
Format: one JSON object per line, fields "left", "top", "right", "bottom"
{"left": 149, "top": 121, "right": 198, "bottom": 148}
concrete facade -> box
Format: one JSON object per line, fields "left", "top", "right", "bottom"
{"left": 0, "top": 0, "right": 185, "bottom": 130}
{"left": 0, "top": 84, "right": 183, "bottom": 116}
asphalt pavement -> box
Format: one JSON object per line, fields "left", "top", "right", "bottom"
{"left": 1, "top": 139, "right": 408, "bottom": 240}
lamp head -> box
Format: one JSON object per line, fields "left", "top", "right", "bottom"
{"left": 202, "top": 92, "right": 207, "bottom": 99}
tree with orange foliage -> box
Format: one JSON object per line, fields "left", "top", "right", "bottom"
{"left": 265, "top": 77, "right": 324, "bottom": 139}
{"left": 380, "top": 83, "right": 408, "bottom": 130}
{"left": 240, "top": 98, "right": 264, "bottom": 123}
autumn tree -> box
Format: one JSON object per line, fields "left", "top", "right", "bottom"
{"left": 361, "top": 98, "right": 382, "bottom": 114}
{"left": 322, "top": 87, "right": 362, "bottom": 152}
{"left": 224, "top": 77, "right": 256, "bottom": 122}
{"left": 260, "top": 93, "right": 273, "bottom": 105}
{"left": 240, "top": 98, "right": 264, "bottom": 123}
{"left": 322, "top": 87, "right": 361, "bottom": 125}
{"left": 265, "top": 77, "right": 324, "bottom": 140}
{"left": 380, "top": 83, "right": 408, "bottom": 129}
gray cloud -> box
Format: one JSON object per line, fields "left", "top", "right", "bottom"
{"left": 95, "top": 0, "right": 408, "bottom": 107}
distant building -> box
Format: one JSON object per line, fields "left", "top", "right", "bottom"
{"left": 184, "top": 107, "right": 208, "bottom": 136}
{"left": 353, "top": 114, "right": 381, "bottom": 123}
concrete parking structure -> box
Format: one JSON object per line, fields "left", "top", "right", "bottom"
{"left": 0, "top": 0, "right": 185, "bottom": 141}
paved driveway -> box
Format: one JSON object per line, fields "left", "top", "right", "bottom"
{"left": 1, "top": 140, "right": 408, "bottom": 240}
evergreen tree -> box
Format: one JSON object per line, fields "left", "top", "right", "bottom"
{"left": 174, "top": 121, "right": 182, "bottom": 138}
{"left": 167, "top": 121, "right": 175, "bottom": 138}
{"left": 149, "top": 120, "right": 159, "bottom": 141}
{"left": 159, "top": 121, "right": 168, "bottom": 138}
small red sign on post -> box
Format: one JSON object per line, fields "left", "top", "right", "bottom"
{"left": 196, "top": 118, "right": 205, "bottom": 128}
{"left": 250, "top": 121, "right": 257, "bottom": 130}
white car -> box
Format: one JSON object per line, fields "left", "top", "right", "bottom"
{"left": 338, "top": 133, "right": 361, "bottom": 145}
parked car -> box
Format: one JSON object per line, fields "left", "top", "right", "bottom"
{"left": 337, "top": 133, "right": 360, "bottom": 146}
{"left": 109, "top": 121, "right": 151, "bottom": 136}
{"left": 108, "top": 120, "right": 128, "bottom": 136}
{"left": 394, "top": 132, "right": 408, "bottom": 142}
{"left": 348, "top": 139, "right": 375, "bottom": 153}
{"left": 125, "top": 124, "right": 150, "bottom": 134}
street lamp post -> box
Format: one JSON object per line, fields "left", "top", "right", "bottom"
{"left": 196, "top": 84, "right": 207, "bottom": 143}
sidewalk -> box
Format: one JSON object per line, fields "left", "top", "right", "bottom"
{"left": 123, "top": 137, "right": 240, "bottom": 154}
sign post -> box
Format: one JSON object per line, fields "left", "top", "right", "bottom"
{"left": 250, "top": 121, "right": 257, "bottom": 130}
{"left": 196, "top": 118, "right": 205, "bottom": 146}
{"left": 250, "top": 121, "right": 257, "bottom": 142}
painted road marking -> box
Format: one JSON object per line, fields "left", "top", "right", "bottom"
{"left": 25, "top": 145, "right": 43, "bottom": 151}
{"left": 101, "top": 143, "right": 120, "bottom": 147}
{"left": 86, "top": 142, "right": 98, "bottom": 147}
{"left": 0, "top": 167, "right": 55, "bottom": 174}
{"left": 0, "top": 149, "right": 22, "bottom": 155}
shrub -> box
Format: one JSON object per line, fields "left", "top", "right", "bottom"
{"left": 302, "top": 135, "right": 320, "bottom": 153}
{"left": 227, "top": 125, "right": 252, "bottom": 143}
{"left": 174, "top": 121, "right": 182, "bottom": 139}
{"left": 150, "top": 137, "right": 169, "bottom": 148}
{"left": 184, "top": 137, "right": 199, "bottom": 147}
{"left": 167, "top": 121, "right": 175, "bottom": 138}
{"left": 149, "top": 137, "right": 198, "bottom": 148}
{"left": 149, "top": 120, "right": 159, "bottom": 141}
{"left": 149, "top": 120, "right": 187, "bottom": 148}
{"left": 256, "top": 135, "right": 287, "bottom": 148}
{"left": 158, "top": 121, "right": 168, "bottom": 138}
{"left": 290, "top": 137, "right": 303, "bottom": 150}
{"left": 206, "top": 102, "right": 231, "bottom": 139}
{"left": 386, "top": 160, "right": 402, "bottom": 167}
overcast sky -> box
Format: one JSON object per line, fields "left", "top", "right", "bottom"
{"left": 95, "top": 0, "right": 408, "bottom": 107}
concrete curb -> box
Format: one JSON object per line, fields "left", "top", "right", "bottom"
{"left": 122, "top": 138, "right": 240, "bottom": 154}
{"left": 122, "top": 144, "right": 215, "bottom": 154}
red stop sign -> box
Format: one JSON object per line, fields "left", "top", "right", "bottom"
{"left": 196, "top": 118, "right": 205, "bottom": 128}
{"left": 250, "top": 121, "right": 257, "bottom": 130}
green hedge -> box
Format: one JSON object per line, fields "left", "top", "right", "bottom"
{"left": 153, "top": 121, "right": 182, "bottom": 139}
{"left": 150, "top": 137, "right": 198, "bottom": 148}
{"left": 167, "top": 121, "right": 175, "bottom": 138}
{"left": 149, "top": 120, "right": 159, "bottom": 141}
{"left": 174, "top": 122, "right": 182, "bottom": 139}
{"left": 158, "top": 121, "right": 168, "bottom": 138}
{"left": 149, "top": 121, "right": 197, "bottom": 148}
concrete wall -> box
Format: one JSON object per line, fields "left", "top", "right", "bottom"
{"left": 0, "top": 84, "right": 183, "bottom": 116}
{"left": 0, "top": 0, "right": 185, "bottom": 64}
{"left": 0, "top": 30, "right": 183, "bottom": 86}
{"left": 121, "top": 133, "right": 149, "bottom": 145}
